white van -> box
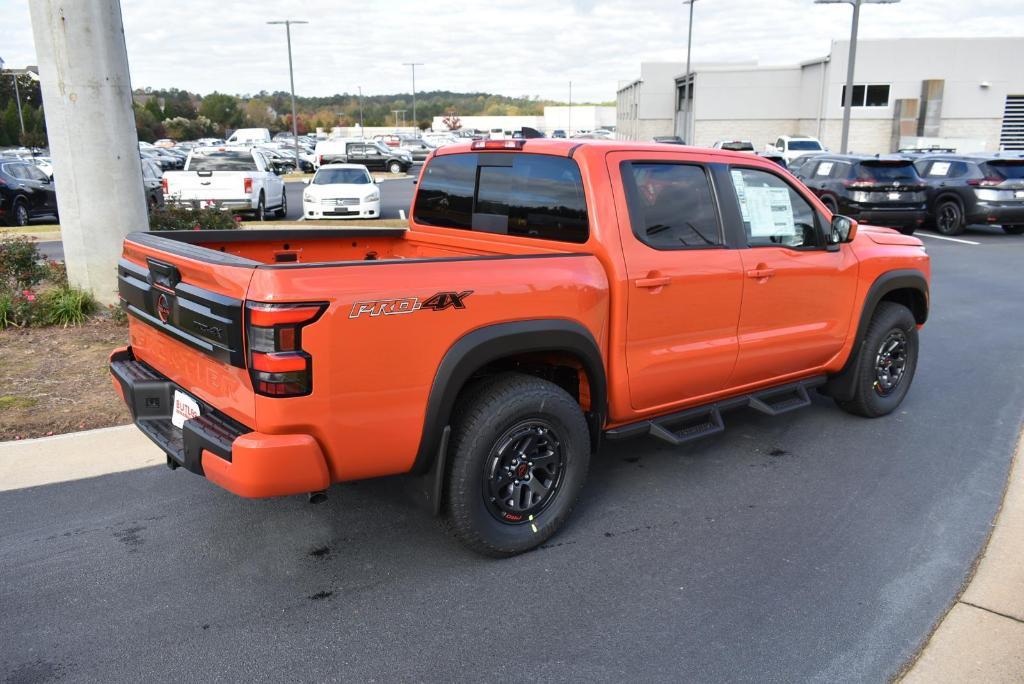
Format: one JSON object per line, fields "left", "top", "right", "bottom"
{"left": 225, "top": 128, "right": 271, "bottom": 146}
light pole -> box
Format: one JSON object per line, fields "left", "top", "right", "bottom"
{"left": 681, "top": 0, "right": 697, "bottom": 144}
{"left": 357, "top": 86, "right": 364, "bottom": 130}
{"left": 568, "top": 81, "right": 572, "bottom": 135}
{"left": 0, "top": 57, "right": 26, "bottom": 137}
{"left": 402, "top": 63, "right": 423, "bottom": 131}
{"left": 266, "top": 20, "right": 308, "bottom": 168}
{"left": 815, "top": 0, "right": 900, "bottom": 153}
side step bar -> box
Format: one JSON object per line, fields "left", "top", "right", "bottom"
{"left": 605, "top": 376, "right": 826, "bottom": 447}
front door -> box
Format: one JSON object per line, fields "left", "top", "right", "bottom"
{"left": 608, "top": 152, "right": 744, "bottom": 412}
{"left": 721, "top": 165, "right": 859, "bottom": 387}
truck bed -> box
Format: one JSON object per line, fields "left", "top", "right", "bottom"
{"left": 125, "top": 227, "right": 576, "bottom": 268}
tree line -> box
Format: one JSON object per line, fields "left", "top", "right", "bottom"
{"left": 132, "top": 88, "right": 604, "bottom": 142}
{"left": 0, "top": 74, "right": 46, "bottom": 148}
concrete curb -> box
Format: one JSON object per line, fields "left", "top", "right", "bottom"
{"left": 0, "top": 424, "right": 163, "bottom": 492}
{"left": 901, "top": 428, "right": 1024, "bottom": 682}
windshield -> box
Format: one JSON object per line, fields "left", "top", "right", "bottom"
{"left": 188, "top": 152, "right": 257, "bottom": 171}
{"left": 372, "top": 142, "right": 393, "bottom": 154}
{"left": 788, "top": 140, "right": 822, "bottom": 151}
{"left": 314, "top": 168, "right": 371, "bottom": 185}
{"left": 983, "top": 161, "right": 1024, "bottom": 180}
{"left": 855, "top": 161, "right": 918, "bottom": 182}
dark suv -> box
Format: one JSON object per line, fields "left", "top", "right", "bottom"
{"left": 912, "top": 155, "right": 1024, "bottom": 235}
{"left": 0, "top": 158, "right": 59, "bottom": 226}
{"left": 796, "top": 155, "right": 926, "bottom": 235}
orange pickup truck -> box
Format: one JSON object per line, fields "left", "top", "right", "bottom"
{"left": 110, "top": 139, "right": 930, "bottom": 556}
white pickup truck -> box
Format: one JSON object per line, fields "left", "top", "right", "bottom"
{"left": 162, "top": 147, "right": 287, "bottom": 220}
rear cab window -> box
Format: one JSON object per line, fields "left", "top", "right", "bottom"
{"left": 413, "top": 153, "right": 589, "bottom": 243}
{"left": 188, "top": 152, "right": 258, "bottom": 172}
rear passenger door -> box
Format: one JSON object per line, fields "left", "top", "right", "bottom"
{"left": 607, "top": 152, "right": 744, "bottom": 411}
{"left": 720, "top": 165, "right": 859, "bottom": 387}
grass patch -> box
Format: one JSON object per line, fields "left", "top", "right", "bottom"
{"left": 39, "top": 286, "right": 98, "bottom": 327}
{"left": 0, "top": 395, "right": 37, "bottom": 411}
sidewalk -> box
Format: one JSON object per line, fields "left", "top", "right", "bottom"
{"left": 0, "top": 425, "right": 162, "bottom": 492}
{"left": 901, "top": 431, "right": 1024, "bottom": 682}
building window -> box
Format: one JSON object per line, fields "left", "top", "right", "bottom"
{"left": 840, "top": 83, "right": 890, "bottom": 107}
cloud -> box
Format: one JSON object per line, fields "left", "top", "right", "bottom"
{"left": 1, "top": 0, "right": 1021, "bottom": 102}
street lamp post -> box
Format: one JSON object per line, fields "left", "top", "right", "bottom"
{"left": 358, "top": 86, "right": 364, "bottom": 130}
{"left": 266, "top": 20, "right": 308, "bottom": 168}
{"left": 402, "top": 63, "right": 423, "bottom": 131}
{"left": 681, "top": 0, "right": 697, "bottom": 144}
{"left": 0, "top": 57, "right": 27, "bottom": 137}
{"left": 568, "top": 81, "right": 572, "bottom": 136}
{"left": 815, "top": 0, "right": 900, "bottom": 153}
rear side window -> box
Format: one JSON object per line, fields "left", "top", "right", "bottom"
{"left": 621, "top": 163, "right": 723, "bottom": 249}
{"left": 414, "top": 153, "right": 589, "bottom": 243}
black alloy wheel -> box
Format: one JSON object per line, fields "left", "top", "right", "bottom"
{"left": 874, "top": 329, "right": 909, "bottom": 397}
{"left": 935, "top": 200, "right": 964, "bottom": 236}
{"left": 483, "top": 420, "right": 566, "bottom": 524}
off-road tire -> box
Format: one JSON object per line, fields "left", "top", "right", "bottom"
{"left": 443, "top": 373, "right": 590, "bottom": 557}
{"left": 836, "top": 301, "right": 919, "bottom": 418}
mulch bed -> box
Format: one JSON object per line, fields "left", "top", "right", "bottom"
{"left": 0, "top": 316, "right": 131, "bottom": 440}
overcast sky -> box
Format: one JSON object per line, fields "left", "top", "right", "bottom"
{"left": 2, "top": 0, "right": 1021, "bottom": 102}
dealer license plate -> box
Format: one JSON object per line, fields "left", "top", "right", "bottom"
{"left": 171, "top": 390, "right": 201, "bottom": 429}
{"left": 1015, "top": 190, "right": 1024, "bottom": 199}
{"left": 888, "top": 192, "right": 901, "bottom": 200}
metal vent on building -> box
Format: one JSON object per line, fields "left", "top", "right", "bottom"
{"left": 999, "top": 95, "right": 1024, "bottom": 150}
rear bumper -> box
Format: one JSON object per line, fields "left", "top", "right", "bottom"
{"left": 166, "top": 198, "right": 254, "bottom": 212}
{"left": 109, "top": 346, "right": 330, "bottom": 498}
{"left": 846, "top": 206, "right": 927, "bottom": 227}
{"left": 968, "top": 202, "right": 1024, "bottom": 225}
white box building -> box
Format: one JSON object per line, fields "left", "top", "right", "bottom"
{"left": 616, "top": 37, "right": 1024, "bottom": 153}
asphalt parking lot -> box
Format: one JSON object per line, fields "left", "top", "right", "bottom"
{"left": 2, "top": 228, "right": 1022, "bottom": 681}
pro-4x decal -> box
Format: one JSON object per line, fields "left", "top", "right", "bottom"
{"left": 349, "top": 291, "right": 473, "bottom": 319}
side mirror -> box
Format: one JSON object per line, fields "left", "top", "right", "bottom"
{"left": 304, "top": 178, "right": 311, "bottom": 185}
{"left": 830, "top": 214, "right": 857, "bottom": 244}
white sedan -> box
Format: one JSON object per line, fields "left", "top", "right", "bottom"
{"left": 302, "top": 164, "right": 381, "bottom": 220}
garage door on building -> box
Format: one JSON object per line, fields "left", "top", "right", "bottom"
{"left": 1000, "top": 95, "right": 1024, "bottom": 150}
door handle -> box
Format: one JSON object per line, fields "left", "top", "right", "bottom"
{"left": 746, "top": 268, "right": 776, "bottom": 279}
{"left": 635, "top": 275, "right": 671, "bottom": 289}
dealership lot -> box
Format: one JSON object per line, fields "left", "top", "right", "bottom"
{"left": 2, "top": 230, "right": 1021, "bottom": 681}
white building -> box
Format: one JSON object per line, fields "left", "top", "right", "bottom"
{"left": 430, "top": 106, "right": 615, "bottom": 136}
{"left": 616, "top": 37, "right": 1024, "bottom": 153}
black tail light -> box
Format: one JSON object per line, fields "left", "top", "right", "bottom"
{"left": 245, "top": 301, "right": 327, "bottom": 397}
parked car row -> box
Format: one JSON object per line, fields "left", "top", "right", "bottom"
{"left": 0, "top": 155, "right": 58, "bottom": 226}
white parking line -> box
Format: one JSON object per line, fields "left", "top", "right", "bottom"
{"left": 917, "top": 232, "right": 981, "bottom": 246}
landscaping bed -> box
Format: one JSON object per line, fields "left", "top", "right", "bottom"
{"left": 0, "top": 316, "right": 131, "bottom": 440}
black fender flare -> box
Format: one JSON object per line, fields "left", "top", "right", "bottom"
{"left": 411, "top": 319, "right": 608, "bottom": 477}
{"left": 824, "top": 269, "right": 929, "bottom": 401}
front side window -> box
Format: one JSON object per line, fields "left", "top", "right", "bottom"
{"left": 414, "top": 153, "right": 589, "bottom": 243}
{"left": 729, "top": 167, "right": 820, "bottom": 249}
{"left": 621, "top": 163, "right": 723, "bottom": 249}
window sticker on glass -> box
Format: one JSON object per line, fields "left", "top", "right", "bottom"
{"left": 745, "top": 186, "right": 796, "bottom": 237}
{"left": 929, "top": 161, "right": 951, "bottom": 177}
{"left": 730, "top": 169, "right": 750, "bottom": 222}
{"left": 816, "top": 161, "right": 834, "bottom": 177}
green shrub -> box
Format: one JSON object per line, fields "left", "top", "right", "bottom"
{"left": 148, "top": 206, "right": 242, "bottom": 232}
{"left": 39, "top": 285, "right": 97, "bottom": 327}
{"left": 45, "top": 259, "right": 68, "bottom": 287}
{"left": 0, "top": 235, "right": 46, "bottom": 291}
{"left": 107, "top": 302, "right": 128, "bottom": 326}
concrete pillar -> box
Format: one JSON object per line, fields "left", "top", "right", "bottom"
{"left": 29, "top": 0, "right": 147, "bottom": 305}
{"left": 917, "top": 79, "right": 944, "bottom": 138}
{"left": 891, "top": 98, "right": 920, "bottom": 152}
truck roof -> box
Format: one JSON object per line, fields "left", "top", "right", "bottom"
{"left": 431, "top": 138, "right": 777, "bottom": 164}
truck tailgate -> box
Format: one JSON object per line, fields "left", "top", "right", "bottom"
{"left": 165, "top": 171, "right": 247, "bottom": 201}
{"left": 118, "top": 234, "right": 258, "bottom": 427}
